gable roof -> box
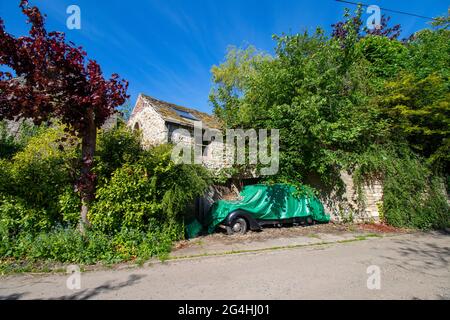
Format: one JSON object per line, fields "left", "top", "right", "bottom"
{"left": 139, "top": 94, "right": 222, "bottom": 129}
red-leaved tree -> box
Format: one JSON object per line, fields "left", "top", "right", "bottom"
{"left": 0, "top": 1, "right": 129, "bottom": 230}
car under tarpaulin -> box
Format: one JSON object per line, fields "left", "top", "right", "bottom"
{"left": 186, "top": 184, "right": 330, "bottom": 238}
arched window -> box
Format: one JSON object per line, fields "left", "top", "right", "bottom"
{"left": 134, "top": 122, "right": 140, "bottom": 131}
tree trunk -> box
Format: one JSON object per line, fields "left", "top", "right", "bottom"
{"left": 79, "top": 108, "right": 96, "bottom": 232}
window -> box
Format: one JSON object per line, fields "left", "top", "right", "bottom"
{"left": 202, "top": 139, "right": 212, "bottom": 157}
{"left": 134, "top": 122, "right": 140, "bottom": 131}
{"left": 167, "top": 122, "right": 177, "bottom": 143}
{"left": 172, "top": 108, "right": 198, "bottom": 121}
{"left": 201, "top": 130, "right": 215, "bottom": 157}
{"left": 167, "top": 122, "right": 193, "bottom": 143}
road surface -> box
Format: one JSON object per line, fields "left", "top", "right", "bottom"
{"left": 0, "top": 232, "right": 449, "bottom": 299}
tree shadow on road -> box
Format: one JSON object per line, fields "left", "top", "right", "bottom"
{"left": 0, "top": 292, "right": 28, "bottom": 300}
{"left": 381, "top": 231, "right": 450, "bottom": 277}
{"left": 52, "top": 273, "right": 146, "bottom": 300}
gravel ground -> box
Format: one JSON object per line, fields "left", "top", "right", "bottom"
{"left": 173, "top": 222, "right": 410, "bottom": 251}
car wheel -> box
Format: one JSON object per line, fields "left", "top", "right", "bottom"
{"left": 226, "top": 217, "right": 248, "bottom": 235}
{"left": 306, "top": 217, "right": 313, "bottom": 225}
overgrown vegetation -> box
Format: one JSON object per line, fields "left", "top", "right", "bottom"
{"left": 0, "top": 120, "right": 41, "bottom": 159}
{"left": 0, "top": 121, "right": 210, "bottom": 271}
{"left": 353, "top": 145, "right": 448, "bottom": 229}
{"left": 0, "top": 5, "right": 449, "bottom": 273}
{"left": 0, "top": 1, "right": 129, "bottom": 229}
{"left": 210, "top": 7, "right": 449, "bottom": 229}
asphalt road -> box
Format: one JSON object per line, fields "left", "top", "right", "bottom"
{"left": 0, "top": 232, "right": 449, "bottom": 299}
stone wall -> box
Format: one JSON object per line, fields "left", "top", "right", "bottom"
{"left": 101, "top": 113, "right": 119, "bottom": 131}
{"left": 318, "top": 171, "right": 383, "bottom": 223}
{"left": 203, "top": 138, "right": 234, "bottom": 171}
{"left": 3, "top": 118, "right": 28, "bottom": 138}
{"left": 128, "top": 97, "right": 168, "bottom": 148}
{"left": 195, "top": 184, "right": 241, "bottom": 223}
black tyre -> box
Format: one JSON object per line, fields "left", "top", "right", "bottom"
{"left": 226, "top": 217, "right": 248, "bottom": 235}
{"left": 306, "top": 217, "right": 314, "bottom": 225}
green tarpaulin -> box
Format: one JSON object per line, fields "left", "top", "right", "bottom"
{"left": 204, "top": 184, "right": 330, "bottom": 234}
{"left": 185, "top": 218, "right": 203, "bottom": 239}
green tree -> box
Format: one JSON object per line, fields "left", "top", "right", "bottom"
{"left": 211, "top": 29, "right": 386, "bottom": 185}
{"left": 209, "top": 7, "right": 449, "bottom": 229}
{"left": 406, "top": 28, "right": 450, "bottom": 80}
{"left": 380, "top": 72, "right": 450, "bottom": 171}
{"left": 209, "top": 45, "right": 270, "bottom": 127}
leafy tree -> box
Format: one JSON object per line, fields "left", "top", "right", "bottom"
{"left": 377, "top": 20, "right": 450, "bottom": 173}
{"left": 0, "top": 1, "right": 128, "bottom": 229}
{"left": 211, "top": 29, "right": 385, "bottom": 186}
{"left": 356, "top": 35, "right": 407, "bottom": 80}
{"left": 379, "top": 72, "right": 450, "bottom": 171}
{"left": 331, "top": 6, "right": 401, "bottom": 41}
{"left": 210, "top": 7, "right": 449, "bottom": 228}
{"left": 431, "top": 8, "right": 450, "bottom": 29}
{"left": 209, "top": 45, "right": 270, "bottom": 127}
{"left": 405, "top": 28, "right": 450, "bottom": 80}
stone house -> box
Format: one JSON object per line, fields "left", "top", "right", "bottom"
{"left": 128, "top": 93, "right": 232, "bottom": 171}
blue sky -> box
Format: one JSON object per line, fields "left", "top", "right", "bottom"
{"left": 0, "top": 0, "right": 448, "bottom": 113}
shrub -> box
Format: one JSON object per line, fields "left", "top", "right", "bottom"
{"left": 89, "top": 162, "right": 162, "bottom": 233}
{"left": 355, "top": 146, "right": 449, "bottom": 230}
{"left": 89, "top": 144, "right": 211, "bottom": 234}
{"left": 0, "top": 159, "right": 11, "bottom": 195}
{"left": 382, "top": 161, "right": 449, "bottom": 230}
{"left": 25, "top": 227, "right": 86, "bottom": 262}
{"left": 0, "top": 125, "right": 81, "bottom": 258}
{"left": 95, "top": 122, "right": 143, "bottom": 181}
{"left": 58, "top": 187, "right": 82, "bottom": 227}
{"left": 0, "top": 120, "right": 41, "bottom": 160}
{"left": 0, "top": 126, "right": 211, "bottom": 269}
{"left": 0, "top": 195, "right": 51, "bottom": 238}
{"left": 2, "top": 125, "right": 79, "bottom": 221}
{"left": 1, "top": 223, "right": 180, "bottom": 265}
